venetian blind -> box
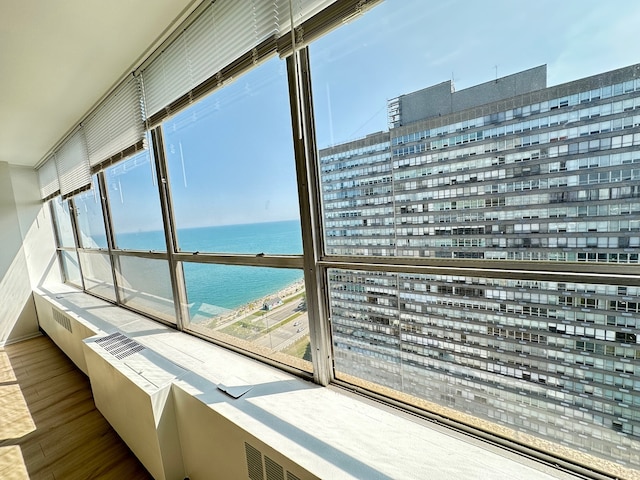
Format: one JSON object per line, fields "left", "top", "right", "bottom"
{"left": 37, "top": 154, "right": 60, "bottom": 200}
{"left": 277, "top": 0, "right": 337, "bottom": 36}
{"left": 54, "top": 128, "right": 92, "bottom": 198}
{"left": 36, "top": 0, "right": 380, "bottom": 201}
{"left": 276, "top": 0, "right": 382, "bottom": 56}
{"left": 84, "top": 76, "right": 146, "bottom": 171}
{"left": 139, "top": 0, "right": 280, "bottom": 123}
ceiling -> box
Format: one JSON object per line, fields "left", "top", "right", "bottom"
{"left": 0, "top": 0, "right": 200, "bottom": 168}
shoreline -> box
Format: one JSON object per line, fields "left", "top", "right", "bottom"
{"left": 190, "top": 278, "right": 306, "bottom": 327}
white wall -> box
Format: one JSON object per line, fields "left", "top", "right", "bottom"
{"left": 0, "top": 162, "right": 59, "bottom": 345}
{"left": 10, "top": 164, "right": 60, "bottom": 288}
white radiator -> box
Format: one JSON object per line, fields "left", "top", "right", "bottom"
{"left": 33, "top": 293, "right": 98, "bottom": 374}
{"left": 173, "top": 373, "right": 319, "bottom": 480}
{"left": 83, "top": 332, "right": 186, "bottom": 480}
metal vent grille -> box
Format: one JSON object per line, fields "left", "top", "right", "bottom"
{"left": 95, "top": 332, "right": 145, "bottom": 360}
{"left": 265, "top": 456, "right": 284, "bottom": 480}
{"left": 245, "top": 442, "right": 299, "bottom": 480}
{"left": 52, "top": 308, "right": 72, "bottom": 333}
{"left": 245, "top": 442, "right": 264, "bottom": 480}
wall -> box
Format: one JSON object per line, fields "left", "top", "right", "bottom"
{"left": 0, "top": 162, "right": 58, "bottom": 345}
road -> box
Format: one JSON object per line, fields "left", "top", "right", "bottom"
{"left": 253, "top": 302, "right": 309, "bottom": 351}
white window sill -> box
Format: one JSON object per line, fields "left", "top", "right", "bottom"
{"left": 34, "top": 282, "right": 583, "bottom": 480}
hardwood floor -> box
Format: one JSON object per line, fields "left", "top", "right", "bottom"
{"left": 0, "top": 335, "right": 152, "bottom": 480}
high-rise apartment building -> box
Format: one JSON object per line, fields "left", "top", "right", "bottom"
{"left": 320, "top": 64, "right": 640, "bottom": 463}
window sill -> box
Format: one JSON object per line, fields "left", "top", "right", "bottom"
{"left": 34, "top": 282, "right": 583, "bottom": 480}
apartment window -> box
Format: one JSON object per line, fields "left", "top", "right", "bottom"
{"left": 51, "top": 196, "right": 76, "bottom": 248}
{"left": 183, "top": 264, "right": 310, "bottom": 371}
{"left": 105, "top": 145, "right": 166, "bottom": 251}
{"left": 309, "top": 0, "right": 640, "bottom": 474}
{"left": 157, "top": 56, "right": 309, "bottom": 370}
{"left": 162, "top": 57, "right": 301, "bottom": 255}
{"left": 73, "top": 175, "right": 108, "bottom": 249}
{"left": 59, "top": 250, "right": 82, "bottom": 287}
{"left": 51, "top": 196, "right": 82, "bottom": 286}
{"left": 115, "top": 254, "right": 176, "bottom": 324}
{"left": 78, "top": 251, "right": 116, "bottom": 301}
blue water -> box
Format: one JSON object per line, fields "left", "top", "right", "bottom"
{"left": 116, "top": 220, "right": 303, "bottom": 315}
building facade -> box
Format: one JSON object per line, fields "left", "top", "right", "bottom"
{"left": 320, "top": 64, "right": 640, "bottom": 464}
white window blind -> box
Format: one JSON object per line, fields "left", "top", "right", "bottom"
{"left": 37, "top": 155, "right": 60, "bottom": 200}
{"left": 84, "top": 76, "right": 145, "bottom": 168}
{"left": 277, "top": 0, "right": 338, "bottom": 36}
{"left": 55, "top": 129, "right": 92, "bottom": 198}
{"left": 140, "top": 0, "right": 280, "bottom": 119}
{"left": 276, "top": 0, "right": 380, "bottom": 57}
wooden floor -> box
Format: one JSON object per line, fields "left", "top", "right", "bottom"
{"left": 0, "top": 335, "right": 152, "bottom": 480}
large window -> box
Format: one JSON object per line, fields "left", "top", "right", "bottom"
{"left": 184, "top": 263, "right": 310, "bottom": 371}
{"left": 162, "top": 56, "right": 301, "bottom": 254}
{"left": 51, "top": 196, "right": 81, "bottom": 286}
{"left": 78, "top": 251, "right": 116, "bottom": 301}
{"left": 51, "top": 196, "right": 75, "bottom": 248}
{"left": 115, "top": 254, "right": 175, "bottom": 324}
{"left": 60, "top": 250, "right": 82, "bottom": 287}
{"left": 309, "top": 0, "right": 640, "bottom": 475}
{"left": 158, "top": 57, "right": 309, "bottom": 370}
{"left": 46, "top": 0, "right": 640, "bottom": 477}
{"left": 74, "top": 176, "right": 108, "bottom": 249}
{"left": 105, "top": 145, "right": 166, "bottom": 251}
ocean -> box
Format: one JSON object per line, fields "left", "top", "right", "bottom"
{"left": 116, "top": 220, "right": 304, "bottom": 316}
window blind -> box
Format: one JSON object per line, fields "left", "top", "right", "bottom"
{"left": 277, "top": 0, "right": 337, "bottom": 37}
{"left": 139, "top": 0, "right": 280, "bottom": 123}
{"left": 84, "top": 76, "right": 146, "bottom": 171}
{"left": 55, "top": 128, "right": 92, "bottom": 198}
{"left": 37, "top": 0, "right": 381, "bottom": 194}
{"left": 276, "top": 0, "right": 382, "bottom": 56}
{"left": 37, "top": 154, "right": 60, "bottom": 200}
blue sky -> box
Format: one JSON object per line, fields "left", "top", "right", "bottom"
{"left": 106, "top": 0, "right": 640, "bottom": 233}
{"left": 310, "top": 0, "right": 640, "bottom": 147}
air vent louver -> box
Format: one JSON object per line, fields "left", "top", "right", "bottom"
{"left": 245, "top": 442, "right": 264, "bottom": 480}
{"left": 265, "top": 456, "right": 284, "bottom": 480}
{"left": 245, "top": 442, "right": 299, "bottom": 480}
{"left": 52, "top": 308, "right": 72, "bottom": 332}
{"left": 95, "top": 332, "right": 145, "bottom": 360}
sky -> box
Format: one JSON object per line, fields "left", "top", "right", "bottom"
{"left": 100, "top": 0, "right": 640, "bottom": 233}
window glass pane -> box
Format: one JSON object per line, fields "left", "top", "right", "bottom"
{"left": 312, "top": 1, "right": 640, "bottom": 265}
{"left": 311, "top": 0, "right": 640, "bottom": 475}
{"left": 162, "top": 57, "right": 301, "bottom": 254}
{"left": 78, "top": 251, "right": 116, "bottom": 301}
{"left": 51, "top": 197, "right": 75, "bottom": 248}
{"left": 329, "top": 269, "right": 640, "bottom": 470}
{"left": 105, "top": 146, "right": 166, "bottom": 251}
{"left": 116, "top": 255, "right": 175, "bottom": 324}
{"left": 183, "top": 263, "right": 310, "bottom": 372}
{"left": 74, "top": 176, "right": 108, "bottom": 249}
{"left": 172, "top": 222, "right": 302, "bottom": 255}
{"left": 60, "top": 250, "right": 81, "bottom": 286}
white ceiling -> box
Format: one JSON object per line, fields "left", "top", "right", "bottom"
{"left": 0, "top": 0, "right": 200, "bottom": 168}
